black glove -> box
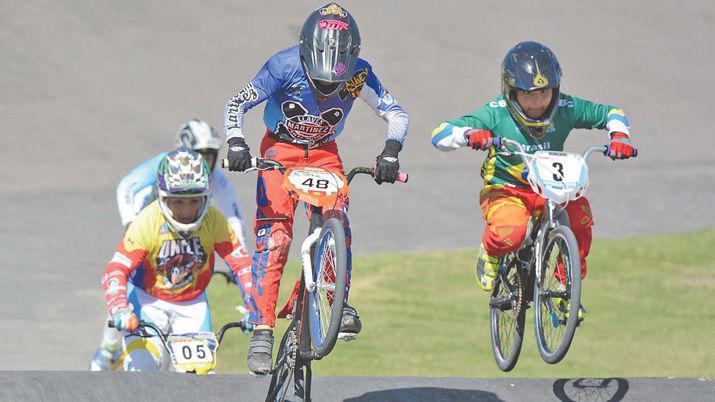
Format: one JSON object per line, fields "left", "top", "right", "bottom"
{"left": 226, "top": 137, "right": 253, "bottom": 172}
{"left": 374, "top": 139, "right": 402, "bottom": 184}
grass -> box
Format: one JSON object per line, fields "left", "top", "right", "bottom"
{"left": 207, "top": 228, "right": 715, "bottom": 377}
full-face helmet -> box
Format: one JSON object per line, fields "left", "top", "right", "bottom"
{"left": 299, "top": 3, "right": 361, "bottom": 100}
{"left": 156, "top": 148, "right": 211, "bottom": 238}
{"left": 501, "top": 41, "right": 562, "bottom": 139}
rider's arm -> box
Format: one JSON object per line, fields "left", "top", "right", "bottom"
{"left": 567, "top": 94, "right": 631, "bottom": 137}
{"left": 357, "top": 60, "right": 409, "bottom": 147}
{"left": 115, "top": 153, "right": 166, "bottom": 226}
{"left": 223, "top": 52, "right": 286, "bottom": 141}
{"left": 430, "top": 100, "right": 496, "bottom": 151}
{"left": 101, "top": 223, "right": 149, "bottom": 316}
{"left": 212, "top": 208, "right": 252, "bottom": 308}
{"left": 210, "top": 169, "right": 248, "bottom": 247}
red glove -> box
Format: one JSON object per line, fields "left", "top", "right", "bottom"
{"left": 607, "top": 132, "right": 636, "bottom": 160}
{"left": 464, "top": 129, "right": 493, "bottom": 150}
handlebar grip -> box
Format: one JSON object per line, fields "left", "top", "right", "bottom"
{"left": 221, "top": 158, "right": 260, "bottom": 170}
{"left": 107, "top": 320, "right": 115, "bottom": 328}
{"left": 396, "top": 172, "right": 409, "bottom": 183}
{"left": 633, "top": 148, "right": 638, "bottom": 158}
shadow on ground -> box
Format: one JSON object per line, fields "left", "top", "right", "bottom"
{"left": 553, "top": 378, "right": 629, "bottom": 402}
{"left": 344, "top": 387, "right": 503, "bottom": 401}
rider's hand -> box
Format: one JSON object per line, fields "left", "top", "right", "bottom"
{"left": 227, "top": 137, "right": 253, "bottom": 172}
{"left": 112, "top": 309, "right": 138, "bottom": 333}
{"left": 464, "top": 129, "right": 493, "bottom": 150}
{"left": 607, "top": 132, "right": 635, "bottom": 160}
{"left": 374, "top": 139, "right": 402, "bottom": 184}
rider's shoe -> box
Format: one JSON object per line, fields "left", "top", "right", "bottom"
{"left": 553, "top": 297, "right": 586, "bottom": 323}
{"left": 475, "top": 244, "right": 499, "bottom": 292}
{"left": 338, "top": 303, "right": 362, "bottom": 341}
{"left": 247, "top": 329, "right": 274, "bottom": 375}
{"left": 88, "top": 347, "right": 116, "bottom": 371}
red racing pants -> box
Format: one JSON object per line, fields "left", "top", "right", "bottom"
{"left": 248, "top": 134, "right": 352, "bottom": 327}
{"left": 479, "top": 185, "right": 593, "bottom": 278}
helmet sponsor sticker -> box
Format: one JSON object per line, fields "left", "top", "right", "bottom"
{"left": 532, "top": 60, "right": 549, "bottom": 87}
{"left": 333, "top": 62, "right": 347, "bottom": 76}
{"left": 319, "top": 4, "right": 347, "bottom": 17}
{"left": 319, "top": 19, "right": 349, "bottom": 30}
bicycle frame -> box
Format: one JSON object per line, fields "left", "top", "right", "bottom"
{"left": 493, "top": 138, "right": 607, "bottom": 286}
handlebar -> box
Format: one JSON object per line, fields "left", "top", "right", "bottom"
{"left": 221, "top": 158, "right": 408, "bottom": 184}
{"left": 491, "top": 137, "right": 637, "bottom": 159}
{"left": 107, "top": 319, "right": 250, "bottom": 344}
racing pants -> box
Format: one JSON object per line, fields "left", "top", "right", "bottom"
{"left": 479, "top": 185, "right": 593, "bottom": 278}
{"left": 249, "top": 134, "right": 352, "bottom": 327}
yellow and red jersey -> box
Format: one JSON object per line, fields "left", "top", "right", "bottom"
{"left": 102, "top": 201, "right": 250, "bottom": 314}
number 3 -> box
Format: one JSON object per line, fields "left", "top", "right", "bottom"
{"left": 552, "top": 162, "right": 564, "bottom": 181}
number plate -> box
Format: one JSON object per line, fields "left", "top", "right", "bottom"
{"left": 167, "top": 332, "right": 218, "bottom": 373}
{"left": 282, "top": 166, "right": 349, "bottom": 207}
{"left": 527, "top": 151, "right": 588, "bottom": 203}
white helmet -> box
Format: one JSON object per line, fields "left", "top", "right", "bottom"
{"left": 175, "top": 119, "right": 221, "bottom": 151}
{"left": 157, "top": 148, "right": 211, "bottom": 238}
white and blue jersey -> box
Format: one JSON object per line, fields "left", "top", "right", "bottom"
{"left": 115, "top": 153, "right": 247, "bottom": 247}
{"left": 224, "top": 46, "right": 408, "bottom": 147}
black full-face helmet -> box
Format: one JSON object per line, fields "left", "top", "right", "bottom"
{"left": 501, "top": 41, "right": 562, "bottom": 139}
{"left": 299, "top": 3, "right": 361, "bottom": 100}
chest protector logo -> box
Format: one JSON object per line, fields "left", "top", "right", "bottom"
{"left": 276, "top": 101, "right": 344, "bottom": 144}
{"left": 156, "top": 237, "right": 207, "bottom": 291}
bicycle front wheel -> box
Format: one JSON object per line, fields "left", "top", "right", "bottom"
{"left": 534, "top": 225, "right": 582, "bottom": 364}
{"left": 266, "top": 322, "right": 297, "bottom": 402}
{"left": 489, "top": 254, "right": 526, "bottom": 372}
{"left": 308, "top": 216, "right": 348, "bottom": 358}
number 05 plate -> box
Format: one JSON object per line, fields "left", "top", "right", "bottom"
{"left": 167, "top": 332, "right": 218, "bottom": 373}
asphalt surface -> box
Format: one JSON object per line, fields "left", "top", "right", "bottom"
{"left": 1, "top": 0, "right": 714, "bottom": 393}
{"left": 1, "top": 373, "right": 713, "bottom": 402}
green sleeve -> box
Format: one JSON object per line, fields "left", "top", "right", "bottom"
{"left": 569, "top": 94, "right": 618, "bottom": 130}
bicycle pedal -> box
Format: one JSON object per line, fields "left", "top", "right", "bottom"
{"left": 338, "top": 332, "right": 358, "bottom": 342}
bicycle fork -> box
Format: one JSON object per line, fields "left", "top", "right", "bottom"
{"left": 301, "top": 228, "right": 322, "bottom": 292}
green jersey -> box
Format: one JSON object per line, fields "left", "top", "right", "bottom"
{"left": 430, "top": 93, "right": 630, "bottom": 187}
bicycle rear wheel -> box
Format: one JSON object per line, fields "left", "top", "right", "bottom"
{"left": 266, "top": 322, "right": 297, "bottom": 402}
{"left": 308, "top": 216, "right": 348, "bottom": 358}
{"left": 534, "top": 225, "right": 582, "bottom": 364}
{"left": 489, "top": 254, "right": 526, "bottom": 372}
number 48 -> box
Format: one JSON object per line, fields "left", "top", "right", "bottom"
{"left": 302, "top": 178, "right": 330, "bottom": 189}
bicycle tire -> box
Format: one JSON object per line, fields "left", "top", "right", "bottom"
{"left": 489, "top": 254, "right": 526, "bottom": 372}
{"left": 308, "top": 216, "right": 348, "bottom": 358}
{"left": 533, "top": 225, "right": 582, "bottom": 364}
{"left": 266, "top": 322, "right": 297, "bottom": 402}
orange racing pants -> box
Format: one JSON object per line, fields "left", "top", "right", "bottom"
{"left": 248, "top": 134, "right": 351, "bottom": 327}
{"left": 479, "top": 185, "right": 593, "bottom": 279}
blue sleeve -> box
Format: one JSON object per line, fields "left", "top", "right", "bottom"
{"left": 357, "top": 60, "right": 409, "bottom": 146}
{"left": 224, "top": 54, "right": 286, "bottom": 140}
